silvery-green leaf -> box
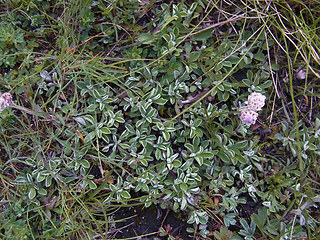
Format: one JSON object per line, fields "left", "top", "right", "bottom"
{"left": 74, "top": 117, "right": 86, "bottom": 125}
{"left": 40, "top": 70, "right": 52, "bottom": 81}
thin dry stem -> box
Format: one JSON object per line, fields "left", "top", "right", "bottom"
{"left": 12, "top": 104, "right": 57, "bottom": 121}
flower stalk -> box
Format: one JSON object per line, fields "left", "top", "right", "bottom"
{"left": 0, "top": 92, "right": 57, "bottom": 121}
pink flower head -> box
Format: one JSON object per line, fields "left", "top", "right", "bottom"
{"left": 246, "top": 92, "right": 266, "bottom": 111}
{"left": 0, "top": 93, "right": 13, "bottom": 112}
{"left": 240, "top": 109, "right": 259, "bottom": 126}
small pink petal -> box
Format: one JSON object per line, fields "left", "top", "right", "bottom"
{"left": 296, "top": 69, "right": 306, "bottom": 79}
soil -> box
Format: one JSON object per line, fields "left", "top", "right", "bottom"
{"left": 108, "top": 204, "right": 193, "bottom": 239}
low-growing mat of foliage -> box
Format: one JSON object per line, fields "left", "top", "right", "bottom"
{"left": 0, "top": 0, "right": 320, "bottom": 239}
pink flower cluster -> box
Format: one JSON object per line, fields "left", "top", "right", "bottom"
{"left": 240, "top": 109, "right": 259, "bottom": 126}
{"left": 240, "top": 92, "right": 266, "bottom": 126}
{"left": 246, "top": 92, "right": 266, "bottom": 111}
{"left": 0, "top": 93, "right": 13, "bottom": 113}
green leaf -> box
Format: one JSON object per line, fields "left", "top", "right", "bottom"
{"left": 230, "top": 156, "right": 237, "bottom": 165}
{"left": 154, "top": 98, "right": 167, "bottom": 105}
{"left": 26, "top": 173, "right": 33, "bottom": 182}
{"left": 243, "top": 56, "right": 252, "bottom": 65}
{"left": 253, "top": 52, "right": 265, "bottom": 61}
{"left": 215, "top": 63, "right": 223, "bottom": 72}
{"left": 194, "top": 118, "right": 202, "bottom": 127}
{"left": 181, "top": 197, "right": 187, "bottom": 210}
{"left": 162, "top": 131, "right": 170, "bottom": 141}
{"left": 213, "top": 226, "right": 233, "bottom": 240}
{"left": 173, "top": 159, "right": 181, "bottom": 168}
{"left": 218, "top": 152, "right": 230, "bottom": 163}
{"left": 161, "top": 16, "right": 178, "bottom": 30}
{"left": 74, "top": 117, "right": 86, "bottom": 126}
{"left": 115, "top": 117, "right": 125, "bottom": 123}
{"left": 190, "top": 85, "right": 197, "bottom": 92}
{"left": 242, "top": 79, "right": 251, "bottom": 87}
{"left": 80, "top": 159, "right": 90, "bottom": 168}
{"left": 260, "top": 80, "right": 272, "bottom": 89}
{"left": 237, "top": 155, "right": 247, "bottom": 164}
{"left": 251, "top": 207, "right": 267, "bottom": 229}
{"left": 309, "top": 143, "right": 317, "bottom": 151}
{"left": 155, "top": 149, "right": 162, "bottom": 160}
{"left": 180, "top": 183, "right": 188, "bottom": 191}
{"left": 83, "top": 115, "right": 95, "bottom": 124}
{"left": 247, "top": 70, "right": 253, "bottom": 80}
{"left": 138, "top": 33, "right": 156, "bottom": 44}
{"left": 36, "top": 173, "right": 46, "bottom": 182}
{"left": 240, "top": 218, "right": 250, "bottom": 232}
{"left": 139, "top": 158, "right": 148, "bottom": 167}
{"left": 101, "top": 127, "right": 111, "bottom": 134}
{"left": 181, "top": 160, "right": 193, "bottom": 171}
{"left": 222, "top": 61, "right": 232, "bottom": 68}
{"left": 189, "top": 51, "right": 201, "bottom": 62}
{"left": 125, "top": 124, "right": 135, "bottom": 134}
{"left": 38, "top": 188, "right": 47, "bottom": 195}
{"left": 228, "top": 55, "right": 240, "bottom": 64}
{"left": 230, "top": 140, "right": 248, "bottom": 150}
{"left": 195, "top": 156, "right": 204, "bottom": 165}
{"left": 198, "top": 215, "right": 208, "bottom": 225}
{"left": 252, "top": 161, "right": 264, "bottom": 172}
{"left": 89, "top": 180, "right": 97, "bottom": 190}
{"left": 217, "top": 84, "right": 224, "bottom": 91}
{"left": 271, "top": 63, "right": 280, "bottom": 71}
{"left": 28, "top": 188, "right": 36, "bottom": 199}
{"left": 193, "top": 29, "right": 213, "bottom": 41}
{"left": 265, "top": 219, "right": 280, "bottom": 235}
{"left": 45, "top": 176, "right": 52, "bottom": 187}
{"left": 193, "top": 136, "right": 200, "bottom": 147}
{"left": 119, "top": 143, "right": 130, "bottom": 149}
{"left": 199, "top": 152, "right": 214, "bottom": 158}
{"left": 195, "top": 128, "right": 203, "bottom": 137}
{"left": 142, "top": 183, "right": 149, "bottom": 192}
{"left": 120, "top": 191, "right": 131, "bottom": 199}
{"left": 224, "top": 213, "right": 237, "bottom": 227}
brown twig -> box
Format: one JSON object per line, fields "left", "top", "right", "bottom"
{"left": 186, "top": 16, "right": 244, "bottom": 37}
{"left": 160, "top": 209, "right": 170, "bottom": 228}
{"left": 180, "top": 88, "right": 210, "bottom": 105}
